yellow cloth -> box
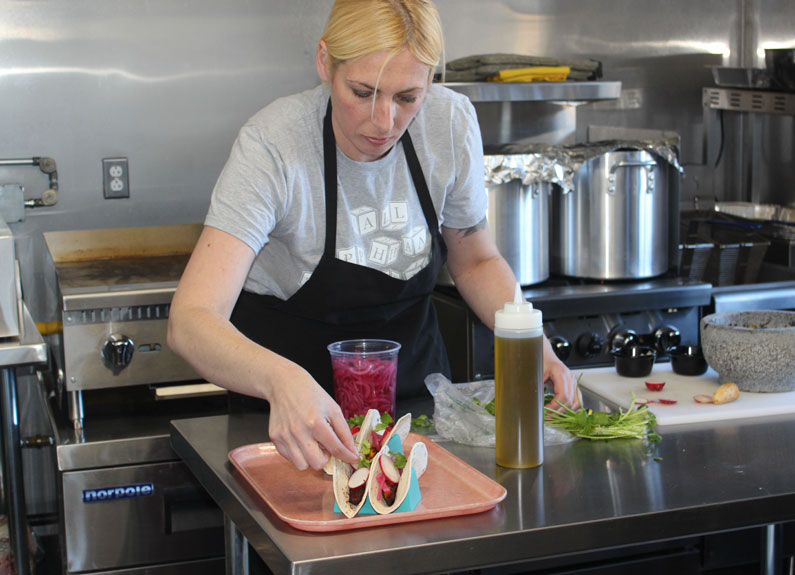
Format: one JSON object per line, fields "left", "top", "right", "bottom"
{"left": 489, "top": 66, "right": 570, "bottom": 83}
{"left": 35, "top": 320, "right": 62, "bottom": 335}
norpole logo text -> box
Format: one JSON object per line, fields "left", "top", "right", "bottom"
{"left": 82, "top": 483, "right": 154, "bottom": 503}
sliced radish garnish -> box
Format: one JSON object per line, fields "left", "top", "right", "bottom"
{"left": 694, "top": 394, "right": 714, "bottom": 404}
{"left": 634, "top": 398, "right": 651, "bottom": 405}
{"left": 645, "top": 381, "right": 665, "bottom": 391}
{"left": 379, "top": 454, "right": 401, "bottom": 484}
{"left": 347, "top": 467, "right": 369, "bottom": 489}
{"left": 657, "top": 398, "right": 678, "bottom": 405}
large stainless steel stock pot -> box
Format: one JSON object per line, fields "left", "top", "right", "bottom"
{"left": 437, "top": 153, "right": 550, "bottom": 287}
{"left": 550, "top": 149, "right": 669, "bottom": 280}
{"left": 486, "top": 176, "right": 550, "bottom": 286}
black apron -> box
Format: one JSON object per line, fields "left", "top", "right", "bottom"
{"left": 230, "top": 100, "right": 450, "bottom": 407}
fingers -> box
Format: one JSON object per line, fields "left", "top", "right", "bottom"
{"left": 325, "top": 410, "right": 360, "bottom": 464}
{"left": 544, "top": 358, "right": 581, "bottom": 411}
{"left": 271, "top": 436, "right": 310, "bottom": 471}
{"left": 270, "top": 408, "right": 359, "bottom": 471}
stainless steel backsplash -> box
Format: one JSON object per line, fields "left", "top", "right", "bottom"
{"left": 1, "top": 0, "right": 793, "bottom": 321}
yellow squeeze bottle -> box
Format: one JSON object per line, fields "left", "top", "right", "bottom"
{"left": 495, "top": 283, "right": 544, "bottom": 469}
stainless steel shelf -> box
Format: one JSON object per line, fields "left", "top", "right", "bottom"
{"left": 442, "top": 81, "right": 621, "bottom": 103}
{"left": 703, "top": 87, "right": 795, "bottom": 116}
{"left": 0, "top": 303, "right": 47, "bottom": 368}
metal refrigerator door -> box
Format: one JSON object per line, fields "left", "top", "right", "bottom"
{"left": 61, "top": 460, "right": 223, "bottom": 573}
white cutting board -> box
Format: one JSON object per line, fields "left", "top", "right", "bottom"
{"left": 577, "top": 363, "right": 795, "bottom": 426}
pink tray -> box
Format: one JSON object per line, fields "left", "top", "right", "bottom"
{"left": 228, "top": 432, "right": 507, "bottom": 532}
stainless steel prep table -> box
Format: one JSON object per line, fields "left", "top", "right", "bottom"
{"left": 0, "top": 303, "right": 47, "bottom": 575}
{"left": 170, "top": 396, "right": 795, "bottom": 575}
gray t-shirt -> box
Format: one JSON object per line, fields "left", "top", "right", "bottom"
{"left": 206, "top": 83, "right": 486, "bottom": 300}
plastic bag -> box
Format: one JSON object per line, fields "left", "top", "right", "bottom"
{"left": 424, "top": 373, "right": 578, "bottom": 447}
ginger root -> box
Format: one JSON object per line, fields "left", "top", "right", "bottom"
{"left": 713, "top": 382, "right": 740, "bottom": 405}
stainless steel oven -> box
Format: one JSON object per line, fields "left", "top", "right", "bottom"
{"left": 434, "top": 277, "right": 711, "bottom": 382}
{"left": 43, "top": 225, "right": 228, "bottom": 574}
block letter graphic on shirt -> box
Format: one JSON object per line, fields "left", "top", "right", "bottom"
{"left": 369, "top": 237, "right": 401, "bottom": 266}
{"left": 337, "top": 246, "right": 367, "bottom": 265}
{"left": 352, "top": 207, "right": 378, "bottom": 236}
{"left": 402, "top": 226, "right": 427, "bottom": 256}
{"left": 338, "top": 246, "right": 357, "bottom": 263}
{"left": 382, "top": 201, "right": 409, "bottom": 231}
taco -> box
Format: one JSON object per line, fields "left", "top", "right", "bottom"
{"left": 332, "top": 411, "right": 415, "bottom": 518}
{"left": 368, "top": 440, "right": 428, "bottom": 514}
{"left": 331, "top": 409, "right": 386, "bottom": 518}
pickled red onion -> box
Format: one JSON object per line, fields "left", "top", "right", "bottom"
{"left": 332, "top": 356, "right": 397, "bottom": 419}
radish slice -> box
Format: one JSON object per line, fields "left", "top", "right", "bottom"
{"left": 657, "top": 398, "right": 678, "bottom": 405}
{"left": 645, "top": 381, "right": 666, "bottom": 391}
{"left": 347, "top": 467, "right": 369, "bottom": 489}
{"left": 634, "top": 398, "right": 652, "bottom": 405}
{"left": 694, "top": 394, "right": 714, "bottom": 404}
{"left": 378, "top": 454, "right": 401, "bottom": 484}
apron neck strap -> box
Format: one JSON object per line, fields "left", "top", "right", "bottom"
{"left": 400, "top": 130, "right": 440, "bottom": 233}
{"left": 322, "top": 99, "right": 338, "bottom": 256}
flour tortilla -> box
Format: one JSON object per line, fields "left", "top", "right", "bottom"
{"left": 379, "top": 412, "right": 411, "bottom": 449}
{"left": 331, "top": 408, "right": 380, "bottom": 517}
{"left": 368, "top": 440, "right": 428, "bottom": 515}
{"left": 324, "top": 408, "right": 380, "bottom": 475}
{"left": 331, "top": 411, "right": 418, "bottom": 518}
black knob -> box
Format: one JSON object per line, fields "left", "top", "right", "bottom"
{"left": 654, "top": 325, "right": 681, "bottom": 354}
{"left": 576, "top": 332, "right": 604, "bottom": 358}
{"left": 102, "top": 334, "right": 135, "bottom": 373}
{"left": 549, "top": 336, "right": 571, "bottom": 362}
{"left": 608, "top": 327, "right": 637, "bottom": 352}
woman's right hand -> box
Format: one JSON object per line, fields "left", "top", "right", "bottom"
{"left": 265, "top": 362, "right": 360, "bottom": 471}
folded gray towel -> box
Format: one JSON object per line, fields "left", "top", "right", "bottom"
{"left": 446, "top": 53, "right": 602, "bottom": 80}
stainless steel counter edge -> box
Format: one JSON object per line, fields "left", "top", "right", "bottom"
{"left": 55, "top": 433, "right": 177, "bottom": 472}
{"left": 170, "top": 405, "right": 795, "bottom": 575}
{"left": 0, "top": 303, "right": 47, "bottom": 368}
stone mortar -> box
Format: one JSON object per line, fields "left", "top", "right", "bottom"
{"left": 700, "top": 310, "right": 795, "bottom": 393}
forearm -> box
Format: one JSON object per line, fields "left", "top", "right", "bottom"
{"left": 167, "top": 305, "right": 295, "bottom": 401}
{"left": 449, "top": 255, "right": 516, "bottom": 330}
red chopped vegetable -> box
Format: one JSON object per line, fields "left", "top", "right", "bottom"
{"left": 645, "top": 381, "right": 666, "bottom": 391}
{"left": 694, "top": 394, "right": 714, "bottom": 404}
{"left": 634, "top": 397, "right": 677, "bottom": 405}
{"left": 332, "top": 357, "right": 397, "bottom": 419}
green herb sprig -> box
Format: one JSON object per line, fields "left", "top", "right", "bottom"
{"left": 410, "top": 414, "right": 433, "bottom": 431}
{"left": 544, "top": 393, "right": 661, "bottom": 442}
{"left": 472, "top": 397, "right": 496, "bottom": 416}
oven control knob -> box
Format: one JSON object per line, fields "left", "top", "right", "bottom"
{"left": 102, "top": 334, "right": 135, "bottom": 373}
{"left": 654, "top": 325, "right": 681, "bottom": 354}
{"left": 576, "top": 332, "right": 604, "bottom": 358}
{"left": 549, "top": 336, "right": 571, "bottom": 362}
{"left": 609, "top": 327, "right": 638, "bottom": 352}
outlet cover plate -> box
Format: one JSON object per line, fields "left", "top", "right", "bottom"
{"left": 102, "top": 157, "right": 129, "bottom": 199}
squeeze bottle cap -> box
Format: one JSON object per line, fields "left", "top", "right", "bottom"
{"left": 495, "top": 282, "right": 543, "bottom": 330}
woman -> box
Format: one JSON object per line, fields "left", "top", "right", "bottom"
{"left": 168, "top": 0, "right": 578, "bottom": 472}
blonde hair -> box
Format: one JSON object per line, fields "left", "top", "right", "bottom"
{"left": 320, "top": 0, "right": 444, "bottom": 74}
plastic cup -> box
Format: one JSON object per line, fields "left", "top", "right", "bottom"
{"left": 327, "top": 339, "right": 401, "bottom": 420}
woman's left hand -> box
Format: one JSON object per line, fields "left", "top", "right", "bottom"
{"left": 542, "top": 336, "right": 580, "bottom": 411}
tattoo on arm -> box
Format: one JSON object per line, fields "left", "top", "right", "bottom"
{"left": 458, "top": 217, "right": 487, "bottom": 238}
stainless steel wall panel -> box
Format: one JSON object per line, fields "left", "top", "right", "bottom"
{"left": 1, "top": 0, "right": 792, "bottom": 316}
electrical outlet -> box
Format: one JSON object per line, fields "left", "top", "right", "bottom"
{"left": 102, "top": 157, "right": 129, "bottom": 199}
